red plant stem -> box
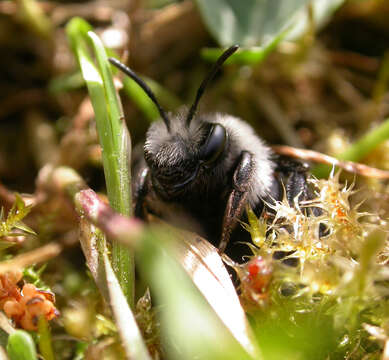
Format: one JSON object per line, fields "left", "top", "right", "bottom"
{"left": 75, "top": 189, "right": 143, "bottom": 248}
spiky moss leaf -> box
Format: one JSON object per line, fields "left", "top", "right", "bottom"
{"left": 0, "top": 194, "right": 35, "bottom": 238}
{"left": 242, "top": 173, "right": 389, "bottom": 358}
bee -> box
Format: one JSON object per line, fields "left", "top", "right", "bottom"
{"left": 109, "top": 46, "right": 311, "bottom": 261}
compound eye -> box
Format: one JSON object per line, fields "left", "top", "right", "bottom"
{"left": 199, "top": 123, "right": 227, "bottom": 166}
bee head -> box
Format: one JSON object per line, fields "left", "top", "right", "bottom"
{"left": 144, "top": 115, "right": 228, "bottom": 197}
{"left": 109, "top": 45, "right": 239, "bottom": 197}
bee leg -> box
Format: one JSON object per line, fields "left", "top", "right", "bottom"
{"left": 219, "top": 151, "right": 253, "bottom": 253}
{"left": 285, "top": 166, "right": 310, "bottom": 206}
{"left": 275, "top": 157, "right": 311, "bottom": 205}
{"left": 134, "top": 167, "right": 150, "bottom": 220}
{"left": 277, "top": 157, "right": 322, "bottom": 219}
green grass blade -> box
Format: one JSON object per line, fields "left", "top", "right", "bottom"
{"left": 66, "top": 18, "right": 134, "bottom": 307}
{"left": 122, "top": 77, "right": 160, "bottom": 122}
{"left": 86, "top": 31, "right": 132, "bottom": 217}
{"left": 87, "top": 31, "right": 134, "bottom": 307}
{"left": 78, "top": 216, "right": 151, "bottom": 360}
{"left": 122, "top": 75, "right": 181, "bottom": 123}
{"left": 102, "top": 246, "right": 152, "bottom": 360}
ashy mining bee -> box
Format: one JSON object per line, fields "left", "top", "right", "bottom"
{"left": 109, "top": 45, "right": 311, "bottom": 261}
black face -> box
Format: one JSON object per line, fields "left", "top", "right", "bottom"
{"left": 147, "top": 121, "right": 228, "bottom": 198}
{"left": 149, "top": 158, "right": 200, "bottom": 198}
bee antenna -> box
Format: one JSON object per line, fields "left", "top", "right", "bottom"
{"left": 186, "top": 45, "right": 239, "bottom": 127}
{"left": 109, "top": 57, "right": 171, "bottom": 131}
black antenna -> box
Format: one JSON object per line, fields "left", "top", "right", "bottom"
{"left": 109, "top": 57, "right": 171, "bottom": 131}
{"left": 186, "top": 45, "right": 239, "bottom": 127}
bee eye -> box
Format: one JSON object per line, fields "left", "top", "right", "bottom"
{"left": 199, "top": 123, "right": 227, "bottom": 166}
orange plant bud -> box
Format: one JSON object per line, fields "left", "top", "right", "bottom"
{"left": 20, "top": 313, "right": 37, "bottom": 331}
{"left": 0, "top": 275, "right": 58, "bottom": 331}
{"left": 21, "top": 283, "right": 37, "bottom": 298}
{"left": 3, "top": 299, "right": 23, "bottom": 318}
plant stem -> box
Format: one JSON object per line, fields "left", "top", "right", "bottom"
{"left": 38, "top": 317, "right": 55, "bottom": 360}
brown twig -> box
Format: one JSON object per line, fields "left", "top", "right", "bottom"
{"left": 329, "top": 50, "right": 379, "bottom": 73}
{"left": 273, "top": 145, "right": 389, "bottom": 179}
{"left": 0, "top": 242, "right": 62, "bottom": 274}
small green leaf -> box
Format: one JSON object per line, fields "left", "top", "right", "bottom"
{"left": 0, "top": 194, "right": 34, "bottom": 238}
{"left": 7, "top": 330, "right": 38, "bottom": 360}
{"left": 201, "top": 29, "right": 288, "bottom": 65}
{"left": 23, "top": 265, "right": 49, "bottom": 289}
{"left": 14, "top": 222, "right": 36, "bottom": 236}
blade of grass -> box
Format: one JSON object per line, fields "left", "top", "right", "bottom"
{"left": 122, "top": 77, "right": 159, "bottom": 122}
{"left": 122, "top": 76, "right": 181, "bottom": 123}
{"left": 313, "top": 117, "right": 389, "bottom": 178}
{"left": 66, "top": 18, "right": 134, "bottom": 307}
{"left": 102, "top": 244, "right": 152, "bottom": 360}
{"left": 79, "top": 219, "right": 151, "bottom": 360}
{"left": 174, "top": 230, "right": 261, "bottom": 358}
{"left": 87, "top": 30, "right": 134, "bottom": 307}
